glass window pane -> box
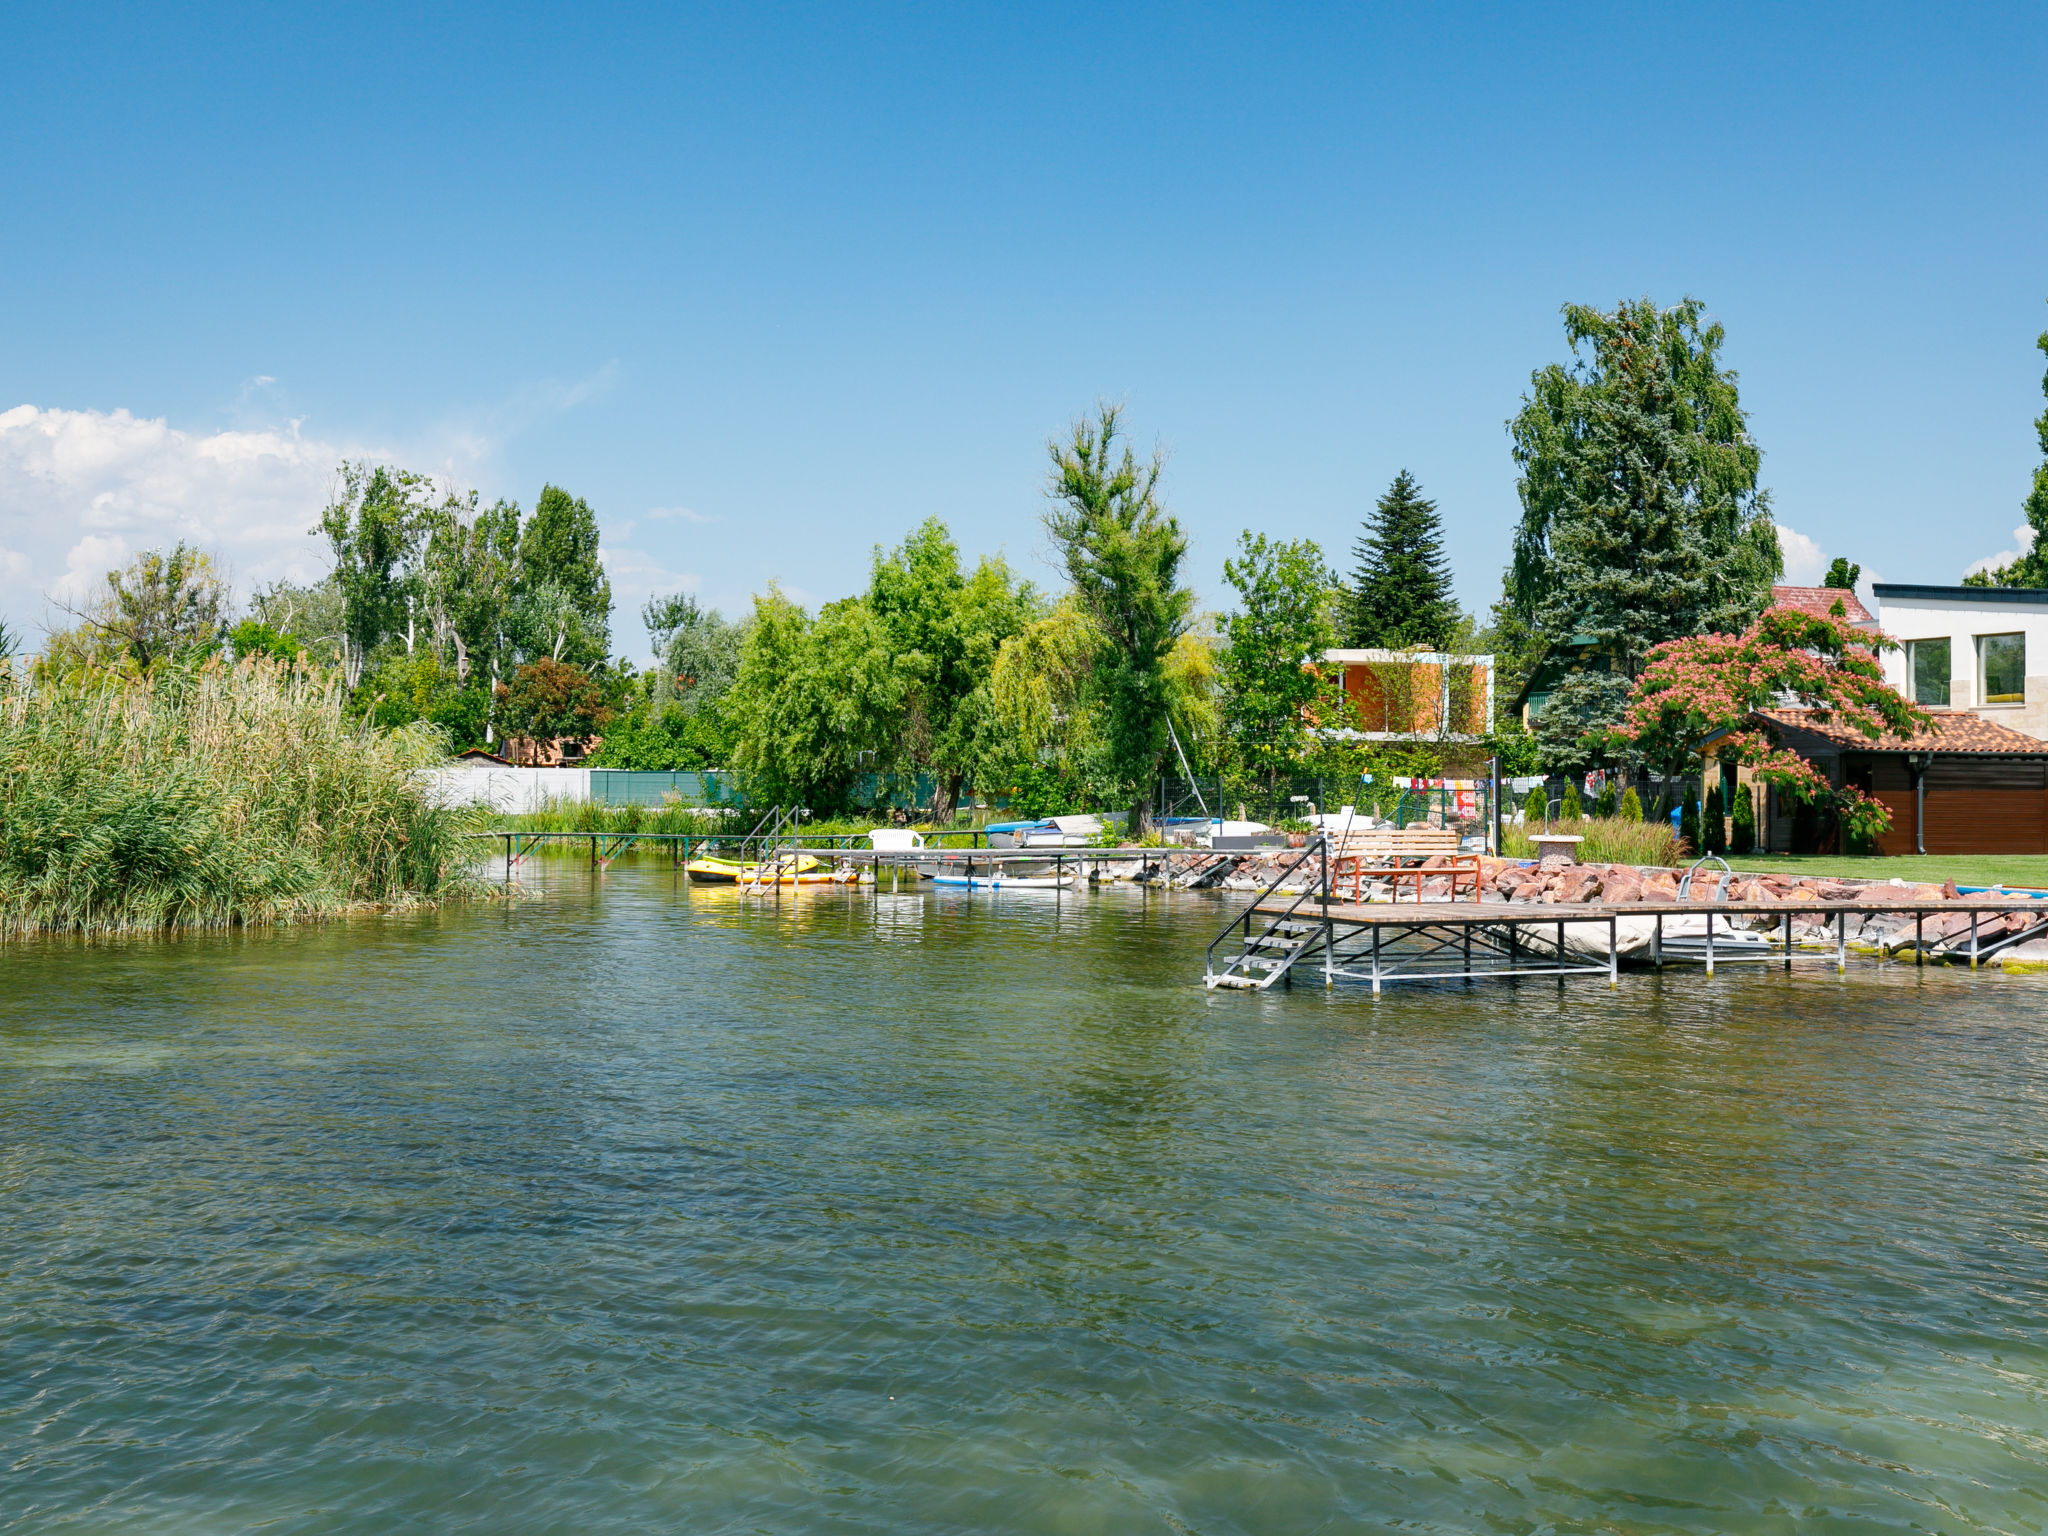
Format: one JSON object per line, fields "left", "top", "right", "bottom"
{"left": 1980, "top": 632, "right": 2025, "bottom": 703}
{"left": 1911, "top": 639, "right": 1950, "bottom": 706}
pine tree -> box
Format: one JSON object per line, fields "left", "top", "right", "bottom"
{"left": 1508, "top": 298, "right": 1781, "bottom": 677}
{"left": 1346, "top": 471, "right": 1458, "bottom": 650}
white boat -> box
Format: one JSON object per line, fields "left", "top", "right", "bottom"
{"left": 929, "top": 870, "right": 1076, "bottom": 890}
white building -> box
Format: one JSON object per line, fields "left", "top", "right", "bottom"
{"left": 1871, "top": 583, "right": 2048, "bottom": 741}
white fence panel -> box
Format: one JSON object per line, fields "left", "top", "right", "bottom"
{"left": 419, "top": 766, "right": 591, "bottom": 814}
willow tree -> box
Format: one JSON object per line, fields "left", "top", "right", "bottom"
{"left": 869, "top": 518, "right": 1039, "bottom": 817}
{"left": 1043, "top": 406, "right": 1193, "bottom": 833}
{"left": 1508, "top": 298, "right": 1781, "bottom": 680}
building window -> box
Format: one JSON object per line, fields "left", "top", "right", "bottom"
{"left": 1978, "top": 632, "right": 2025, "bottom": 705}
{"left": 1908, "top": 638, "right": 1950, "bottom": 706}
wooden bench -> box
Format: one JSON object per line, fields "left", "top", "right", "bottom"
{"left": 1328, "top": 827, "right": 1462, "bottom": 859}
{"left": 1328, "top": 827, "right": 1477, "bottom": 903}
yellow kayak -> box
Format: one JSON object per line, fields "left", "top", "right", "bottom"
{"left": 684, "top": 855, "right": 843, "bottom": 885}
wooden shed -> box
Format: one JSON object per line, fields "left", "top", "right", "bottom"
{"left": 1742, "top": 708, "right": 2048, "bottom": 856}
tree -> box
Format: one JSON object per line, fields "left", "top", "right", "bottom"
{"left": 1508, "top": 297, "right": 1782, "bottom": 679}
{"left": 1824, "top": 557, "right": 1861, "bottom": 590}
{"left": 59, "top": 543, "right": 229, "bottom": 674}
{"left": 1533, "top": 669, "right": 1632, "bottom": 779}
{"left": 724, "top": 586, "right": 905, "bottom": 808}
{"left": 1617, "top": 603, "right": 1927, "bottom": 844}
{"left": 1220, "top": 532, "right": 1338, "bottom": 789}
{"left": 318, "top": 462, "right": 435, "bottom": 688}
{"left": 495, "top": 657, "right": 613, "bottom": 760}
{"left": 422, "top": 494, "right": 520, "bottom": 687}
{"left": 1964, "top": 310, "right": 2048, "bottom": 588}
{"left": 516, "top": 484, "right": 611, "bottom": 664}
{"left": 1345, "top": 471, "right": 1458, "bottom": 649}
{"left": 870, "top": 518, "right": 1040, "bottom": 817}
{"left": 1043, "top": 405, "right": 1193, "bottom": 833}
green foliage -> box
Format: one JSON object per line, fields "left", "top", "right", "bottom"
{"left": 1345, "top": 470, "right": 1458, "bottom": 649}
{"left": 1220, "top": 531, "right": 1337, "bottom": 783}
{"left": 1619, "top": 786, "right": 1643, "bottom": 823}
{"left": 1532, "top": 669, "right": 1632, "bottom": 776}
{"left": 1043, "top": 405, "right": 1193, "bottom": 830}
{"left": 584, "top": 703, "right": 733, "bottom": 770}
{"left": 1680, "top": 780, "right": 1701, "bottom": 855}
{"left": 227, "top": 619, "right": 304, "bottom": 664}
{"left": 0, "top": 658, "right": 483, "bottom": 935}
{"left": 1485, "top": 725, "right": 1542, "bottom": 777}
{"left": 1824, "top": 557, "right": 1861, "bottom": 590}
{"left": 1730, "top": 781, "right": 1756, "bottom": 854}
{"left": 1560, "top": 781, "right": 1583, "bottom": 819}
{"left": 1523, "top": 784, "right": 1547, "bottom": 824}
{"left": 1963, "top": 309, "right": 2048, "bottom": 588}
{"left": 1508, "top": 297, "right": 1781, "bottom": 678}
{"left": 1595, "top": 778, "right": 1618, "bottom": 817}
{"left": 1702, "top": 783, "right": 1726, "bottom": 854}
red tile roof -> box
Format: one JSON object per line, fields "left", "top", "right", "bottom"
{"left": 1771, "top": 585, "right": 1875, "bottom": 625}
{"left": 1754, "top": 707, "right": 2048, "bottom": 755}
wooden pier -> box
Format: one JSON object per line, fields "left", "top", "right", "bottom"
{"left": 1209, "top": 894, "right": 2048, "bottom": 992}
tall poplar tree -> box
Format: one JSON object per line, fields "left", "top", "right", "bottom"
{"left": 1345, "top": 471, "right": 1457, "bottom": 649}
{"left": 1507, "top": 297, "right": 1781, "bottom": 678}
{"left": 1965, "top": 310, "right": 2048, "bottom": 587}
{"left": 516, "top": 484, "right": 612, "bottom": 664}
{"left": 1043, "top": 405, "right": 1192, "bottom": 834}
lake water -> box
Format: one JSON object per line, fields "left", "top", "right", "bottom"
{"left": 6, "top": 859, "right": 2048, "bottom": 1533}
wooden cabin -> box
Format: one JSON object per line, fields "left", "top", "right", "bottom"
{"left": 1734, "top": 708, "right": 2048, "bottom": 856}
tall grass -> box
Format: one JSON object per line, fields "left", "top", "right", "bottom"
{"left": 1501, "top": 815, "right": 1683, "bottom": 868}
{"left": 0, "top": 659, "right": 487, "bottom": 936}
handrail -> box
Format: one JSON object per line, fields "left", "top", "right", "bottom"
{"left": 1677, "top": 853, "right": 1733, "bottom": 902}
{"left": 1204, "top": 833, "right": 1330, "bottom": 984}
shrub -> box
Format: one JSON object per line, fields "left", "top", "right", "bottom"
{"left": 1595, "top": 779, "right": 1618, "bottom": 817}
{"left": 1522, "top": 785, "right": 1547, "bottom": 825}
{"left": 1618, "top": 786, "right": 1642, "bottom": 822}
{"left": 1560, "top": 782, "right": 1583, "bottom": 819}
{"left": 0, "top": 658, "right": 485, "bottom": 936}
{"left": 1730, "top": 782, "right": 1756, "bottom": 854}
{"left": 1702, "top": 784, "right": 1726, "bottom": 854}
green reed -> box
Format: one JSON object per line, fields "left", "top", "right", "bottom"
{"left": 0, "top": 659, "right": 488, "bottom": 936}
{"left": 1500, "top": 815, "right": 1683, "bottom": 868}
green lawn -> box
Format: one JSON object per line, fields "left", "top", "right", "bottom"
{"left": 1718, "top": 853, "right": 2048, "bottom": 889}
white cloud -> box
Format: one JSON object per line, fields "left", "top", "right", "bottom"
{"left": 1775, "top": 524, "right": 1828, "bottom": 587}
{"left": 0, "top": 404, "right": 351, "bottom": 631}
{"left": 646, "top": 505, "right": 714, "bottom": 524}
{"left": 1963, "top": 524, "right": 2034, "bottom": 580}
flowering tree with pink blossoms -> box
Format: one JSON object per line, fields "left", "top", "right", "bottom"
{"left": 1614, "top": 604, "right": 1929, "bottom": 843}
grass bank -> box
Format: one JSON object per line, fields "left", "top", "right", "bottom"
{"left": 0, "top": 660, "right": 487, "bottom": 936}
{"left": 1720, "top": 853, "right": 2048, "bottom": 889}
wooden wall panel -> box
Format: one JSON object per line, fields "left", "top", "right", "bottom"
{"left": 1921, "top": 788, "right": 2048, "bottom": 855}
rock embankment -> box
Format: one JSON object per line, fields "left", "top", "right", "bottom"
{"left": 1475, "top": 857, "right": 1960, "bottom": 908}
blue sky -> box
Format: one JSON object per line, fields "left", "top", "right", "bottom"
{"left": 3, "top": 2, "right": 2045, "bottom": 653}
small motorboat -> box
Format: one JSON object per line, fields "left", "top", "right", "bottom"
{"left": 929, "top": 870, "right": 1076, "bottom": 891}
